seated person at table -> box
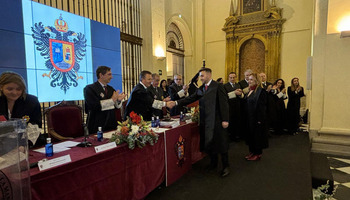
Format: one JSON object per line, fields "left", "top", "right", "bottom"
{"left": 0, "top": 71, "right": 42, "bottom": 148}
{"left": 84, "top": 66, "right": 126, "bottom": 134}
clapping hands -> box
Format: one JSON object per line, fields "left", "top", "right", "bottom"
{"left": 112, "top": 90, "right": 127, "bottom": 102}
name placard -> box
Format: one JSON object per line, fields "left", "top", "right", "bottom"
{"left": 38, "top": 155, "right": 72, "bottom": 171}
{"left": 94, "top": 142, "right": 117, "bottom": 153}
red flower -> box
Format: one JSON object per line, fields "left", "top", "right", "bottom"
{"left": 130, "top": 111, "right": 141, "bottom": 124}
{"left": 121, "top": 126, "right": 130, "bottom": 136}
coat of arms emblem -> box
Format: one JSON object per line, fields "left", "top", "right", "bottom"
{"left": 175, "top": 135, "right": 186, "bottom": 167}
{"left": 31, "top": 14, "right": 87, "bottom": 93}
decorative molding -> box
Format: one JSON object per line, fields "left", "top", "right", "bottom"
{"left": 223, "top": 0, "right": 285, "bottom": 81}
{"left": 120, "top": 32, "right": 143, "bottom": 46}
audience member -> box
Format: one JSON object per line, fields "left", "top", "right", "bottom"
{"left": 245, "top": 73, "right": 268, "bottom": 161}
{"left": 160, "top": 79, "right": 169, "bottom": 98}
{"left": 216, "top": 78, "right": 224, "bottom": 84}
{"left": 287, "top": 77, "right": 305, "bottom": 134}
{"left": 268, "top": 78, "right": 287, "bottom": 135}
{"left": 148, "top": 73, "right": 169, "bottom": 118}
{"left": 223, "top": 72, "right": 243, "bottom": 141}
{"left": 168, "top": 74, "right": 189, "bottom": 116}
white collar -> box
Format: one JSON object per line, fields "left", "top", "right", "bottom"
{"left": 206, "top": 79, "right": 213, "bottom": 86}
{"left": 98, "top": 81, "right": 107, "bottom": 88}
{"left": 140, "top": 82, "right": 147, "bottom": 89}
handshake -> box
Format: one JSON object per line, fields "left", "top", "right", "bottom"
{"left": 162, "top": 96, "right": 176, "bottom": 109}
{"left": 166, "top": 101, "right": 176, "bottom": 109}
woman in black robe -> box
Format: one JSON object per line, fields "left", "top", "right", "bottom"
{"left": 287, "top": 77, "right": 305, "bottom": 134}
{"left": 268, "top": 78, "right": 287, "bottom": 135}
{"left": 245, "top": 73, "right": 268, "bottom": 161}
{"left": 160, "top": 79, "right": 169, "bottom": 98}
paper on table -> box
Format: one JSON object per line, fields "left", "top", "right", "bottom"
{"left": 55, "top": 141, "right": 80, "bottom": 148}
{"left": 103, "top": 130, "right": 116, "bottom": 139}
{"left": 33, "top": 145, "right": 71, "bottom": 154}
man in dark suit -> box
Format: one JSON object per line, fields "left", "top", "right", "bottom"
{"left": 238, "top": 69, "right": 252, "bottom": 94}
{"left": 125, "top": 71, "right": 173, "bottom": 121}
{"left": 147, "top": 73, "right": 168, "bottom": 118}
{"left": 168, "top": 74, "right": 189, "bottom": 116}
{"left": 224, "top": 72, "right": 243, "bottom": 141}
{"left": 172, "top": 68, "right": 230, "bottom": 177}
{"left": 84, "top": 66, "right": 126, "bottom": 134}
{"left": 259, "top": 72, "right": 272, "bottom": 90}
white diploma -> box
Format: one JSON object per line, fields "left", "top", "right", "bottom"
{"left": 227, "top": 91, "right": 237, "bottom": 99}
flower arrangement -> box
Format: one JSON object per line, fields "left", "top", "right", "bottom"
{"left": 110, "top": 111, "right": 159, "bottom": 149}
{"left": 190, "top": 106, "right": 199, "bottom": 123}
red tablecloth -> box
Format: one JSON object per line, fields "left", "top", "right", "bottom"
{"left": 29, "top": 123, "right": 202, "bottom": 200}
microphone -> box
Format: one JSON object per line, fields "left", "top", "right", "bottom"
{"left": 77, "top": 112, "right": 92, "bottom": 147}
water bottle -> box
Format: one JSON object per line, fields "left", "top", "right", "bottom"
{"left": 45, "top": 138, "right": 53, "bottom": 157}
{"left": 156, "top": 116, "right": 160, "bottom": 127}
{"left": 180, "top": 112, "right": 184, "bottom": 122}
{"left": 151, "top": 117, "right": 155, "bottom": 128}
{"left": 97, "top": 127, "right": 103, "bottom": 142}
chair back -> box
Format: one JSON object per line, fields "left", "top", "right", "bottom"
{"left": 45, "top": 101, "right": 83, "bottom": 142}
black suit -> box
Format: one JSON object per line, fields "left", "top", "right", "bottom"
{"left": 223, "top": 82, "right": 242, "bottom": 140}
{"left": 261, "top": 82, "right": 272, "bottom": 90}
{"left": 124, "top": 83, "right": 157, "bottom": 121}
{"left": 84, "top": 82, "right": 118, "bottom": 134}
{"left": 177, "top": 80, "right": 230, "bottom": 168}
{"left": 0, "top": 94, "right": 42, "bottom": 127}
{"left": 147, "top": 85, "right": 164, "bottom": 118}
{"left": 168, "top": 83, "right": 186, "bottom": 116}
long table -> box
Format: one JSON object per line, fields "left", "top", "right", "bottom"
{"left": 29, "top": 122, "right": 204, "bottom": 200}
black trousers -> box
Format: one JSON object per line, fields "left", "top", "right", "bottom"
{"left": 210, "top": 152, "right": 229, "bottom": 168}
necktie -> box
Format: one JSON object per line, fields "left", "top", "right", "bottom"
{"left": 205, "top": 85, "right": 208, "bottom": 91}
{"left": 104, "top": 86, "right": 108, "bottom": 95}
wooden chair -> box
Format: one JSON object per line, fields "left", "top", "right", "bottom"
{"left": 45, "top": 101, "right": 84, "bottom": 142}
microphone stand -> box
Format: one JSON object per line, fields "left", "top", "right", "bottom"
{"left": 77, "top": 113, "right": 92, "bottom": 147}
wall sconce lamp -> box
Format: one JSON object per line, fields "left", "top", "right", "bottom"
{"left": 340, "top": 30, "right": 350, "bottom": 38}
{"left": 155, "top": 46, "right": 166, "bottom": 60}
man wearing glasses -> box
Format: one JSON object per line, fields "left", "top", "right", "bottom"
{"left": 169, "top": 74, "right": 189, "bottom": 116}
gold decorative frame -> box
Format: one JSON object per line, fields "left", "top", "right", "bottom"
{"left": 223, "top": 0, "right": 285, "bottom": 82}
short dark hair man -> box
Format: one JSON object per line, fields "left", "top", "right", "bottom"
{"left": 124, "top": 70, "right": 174, "bottom": 121}
{"left": 168, "top": 74, "right": 189, "bottom": 116}
{"left": 147, "top": 73, "right": 169, "bottom": 118}
{"left": 84, "top": 66, "right": 126, "bottom": 134}
{"left": 170, "top": 68, "right": 230, "bottom": 177}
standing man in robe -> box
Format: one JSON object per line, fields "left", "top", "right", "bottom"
{"left": 84, "top": 66, "right": 126, "bottom": 134}
{"left": 171, "top": 68, "right": 230, "bottom": 177}
{"left": 224, "top": 72, "right": 243, "bottom": 141}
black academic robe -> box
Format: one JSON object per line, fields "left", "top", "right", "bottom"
{"left": 188, "top": 72, "right": 200, "bottom": 96}
{"left": 223, "top": 82, "right": 241, "bottom": 139}
{"left": 245, "top": 87, "right": 269, "bottom": 150}
{"left": 124, "top": 83, "right": 156, "bottom": 121}
{"left": 238, "top": 79, "right": 249, "bottom": 91}
{"left": 287, "top": 87, "right": 305, "bottom": 132}
{"left": 0, "top": 94, "right": 42, "bottom": 127}
{"left": 268, "top": 89, "right": 287, "bottom": 134}
{"left": 169, "top": 83, "right": 186, "bottom": 116}
{"left": 84, "top": 82, "right": 117, "bottom": 134}
{"left": 177, "top": 81, "right": 230, "bottom": 153}
{"left": 147, "top": 85, "right": 164, "bottom": 118}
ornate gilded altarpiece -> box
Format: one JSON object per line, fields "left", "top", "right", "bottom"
{"left": 222, "top": 0, "right": 285, "bottom": 81}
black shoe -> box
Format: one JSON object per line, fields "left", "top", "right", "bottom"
{"left": 220, "top": 167, "right": 230, "bottom": 177}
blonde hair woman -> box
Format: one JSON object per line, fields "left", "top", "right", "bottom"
{"left": 245, "top": 73, "right": 268, "bottom": 161}
{"left": 0, "top": 71, "right": 42, "bottom": 127}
